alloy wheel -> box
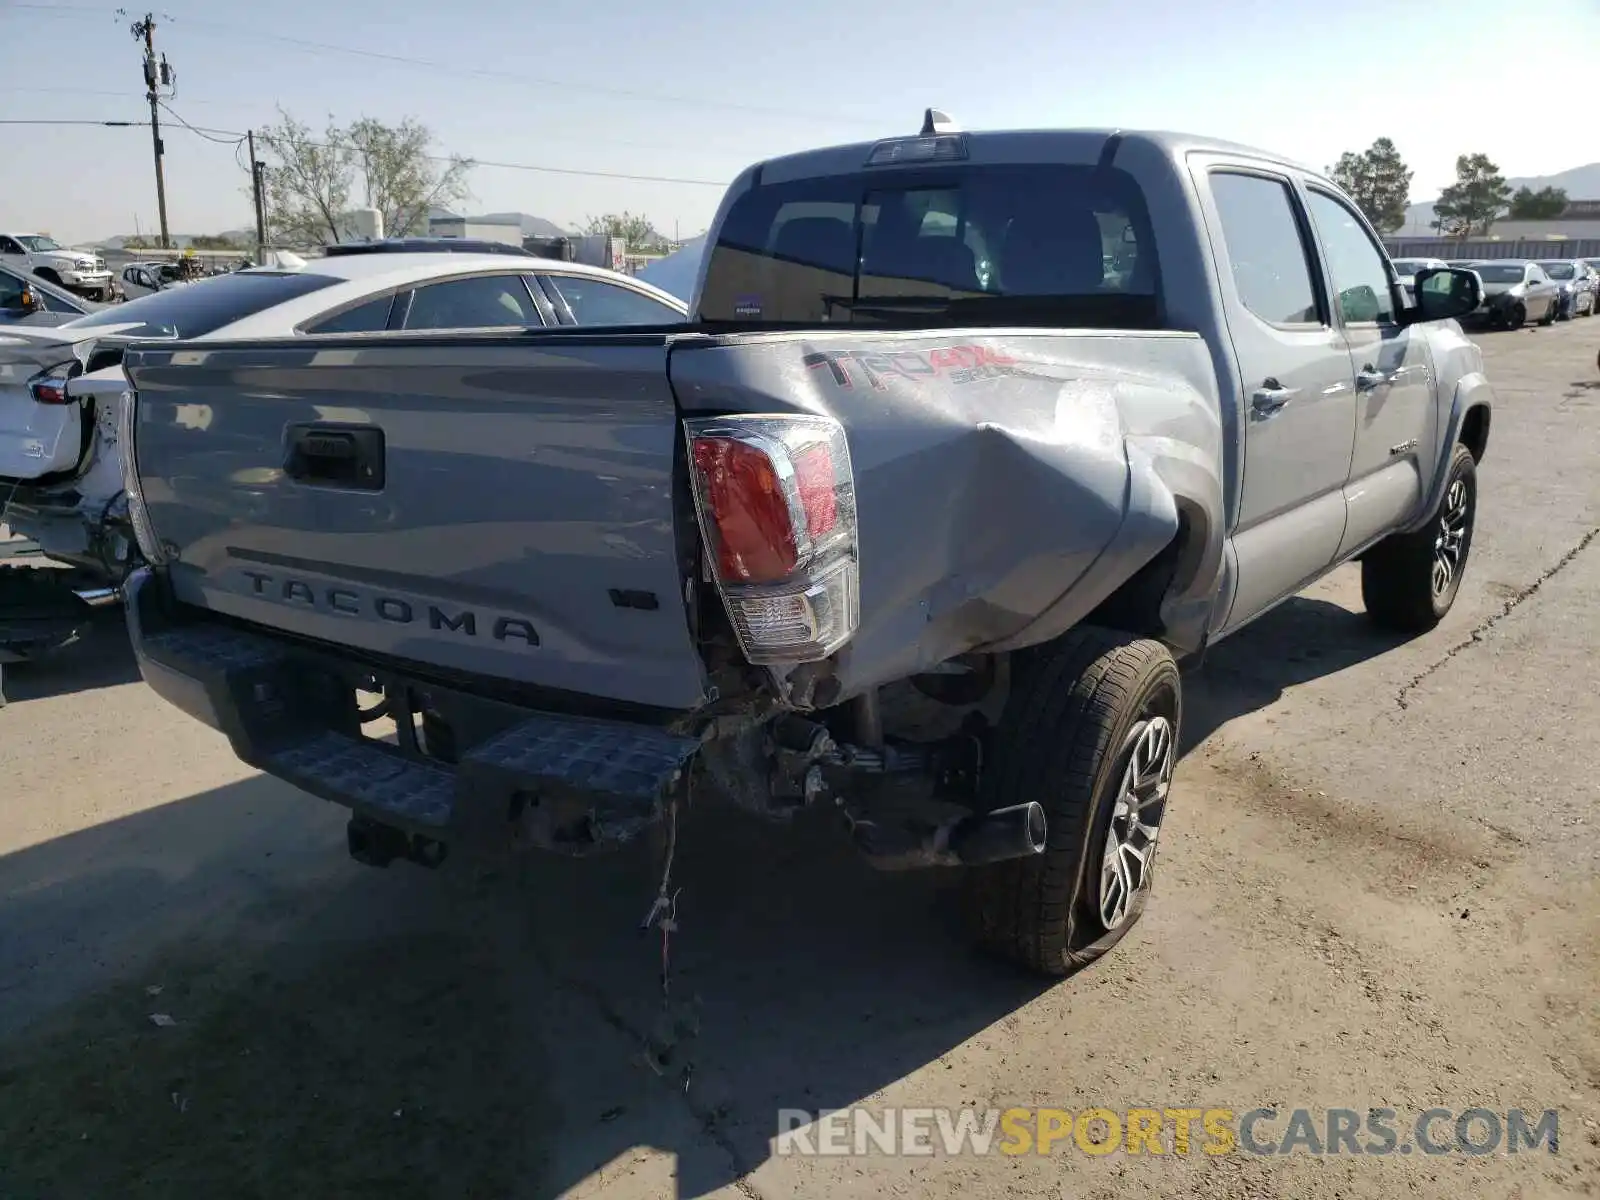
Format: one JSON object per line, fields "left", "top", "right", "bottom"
{"left": 1097, "top": 713, "right": 1175, "bottom": 931}
{"left": 1432, "top": 476, "right": 1470, "bottom": 597}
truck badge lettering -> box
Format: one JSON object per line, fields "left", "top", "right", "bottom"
{"left": 429, "top": 607, "right": 476, "bottom": 635}
{"left": 804, "top": 345, "right": 1019, "bottom": 390}
{"left": 376, "top": 598, "right": 413, "bottom": 623}
{"left": 239, "top": 570, "right": 538, "bottom": 648}
{"left": 493, "top": 618, "right": 539, "bottom": 645}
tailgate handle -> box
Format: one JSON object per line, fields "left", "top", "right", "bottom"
{"left": 285, "top": 424, "right": 385, "bottom": 490}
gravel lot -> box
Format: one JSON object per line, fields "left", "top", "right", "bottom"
{"left": 0, "top": 322, "right": 1596, "bottom": 1199}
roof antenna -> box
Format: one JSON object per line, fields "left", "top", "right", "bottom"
{"left": 921, "top": 107, "right": 960, "bottom": 135}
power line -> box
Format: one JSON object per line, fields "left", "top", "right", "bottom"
{"left": 2, "top": 113, "right": 732, "bottom": 186}
{"left": 0, "top": 117, "right": 144, "bottom": 125}
{"left": 169, "top": 120, "right": 731, "bottom": 186}
{"left": 158, "top": 99, "right": 242, "bottom": 146}
{"left": 8, "top": 1, "right": 883, "bottom": 128}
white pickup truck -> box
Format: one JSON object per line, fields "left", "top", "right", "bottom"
{"left": 0, "top": 234, "right": 113, "bottom": 301}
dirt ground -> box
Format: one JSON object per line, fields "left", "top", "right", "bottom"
{"left": 0, "top": 322, "right": 1596, "bottom": 1199}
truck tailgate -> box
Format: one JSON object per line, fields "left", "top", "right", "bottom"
{"left": 122, "top": 335, "right": 708, "bottom": 710}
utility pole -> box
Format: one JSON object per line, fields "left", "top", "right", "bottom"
{"left": 130, "top": 13, "right": 172, "bottom": 249}
{"left": 248, "top": 129, "right": 267, "bottom": 263}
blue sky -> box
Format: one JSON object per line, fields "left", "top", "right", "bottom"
{"left": 4, "top": 0, "right": 1597, "bottom": 243}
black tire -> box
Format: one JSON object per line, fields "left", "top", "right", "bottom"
{"left": 1504, "top": 302, "right": 1526, "bottom": 329}
{"left": 964, "top": 626, "right": 1181, "bottom": 976}
{"left": 1541, "top": 299, "right": 1559, "bottom": 326}
{"left": 1360, "top": 443, "right": 1476, "bottom": 633}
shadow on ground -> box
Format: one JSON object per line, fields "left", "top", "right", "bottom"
{"left": 1180, "top": 594, "right": 1408, "bottom": 753}
{"left": 0, "top": 608, "right": 139, "bottom": 705}
{"left": 0, "top": 595, "right": 1405, "bottom": 1198}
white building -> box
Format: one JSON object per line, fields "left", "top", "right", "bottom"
{"left": 426, "top": 215, "right": 523, "bottom": 246}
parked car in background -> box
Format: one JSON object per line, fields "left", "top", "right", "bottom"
{"left": 1391, "top": 257, "right": 1449, "bottom": 299}
{"left": 1462, "top": 260, "right": 1560, "bottom": 328}
{"left": 119, "top": 261, "right": 190, "bottom": 300}
{"left": 109, "top": 120, "right": 1493, "bottom": 977}
{"left": 1535, "top": 260, "right": 1597, "bottom": 319}
{"left": 0, "top": 234, "right": 113, "bottom": 300}
{"left": 0, "top": 266, "right": 103, "bottom": 327}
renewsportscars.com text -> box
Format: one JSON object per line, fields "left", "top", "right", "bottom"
{"left": 774, "top": 1106, "right": 1560, "bottom": 1158}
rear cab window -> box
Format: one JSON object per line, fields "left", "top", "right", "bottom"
{"left": 697, "top": 161, "right": 1162, "bottom": 329}
{"left": 1207, "top": 172, "right": 1322, "bottom": 327}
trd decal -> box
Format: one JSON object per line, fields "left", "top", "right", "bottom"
{"left": 803, "top": 345, "right": 1020, "bottom": 390}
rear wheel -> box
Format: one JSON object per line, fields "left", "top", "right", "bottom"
{"left": 964, "top": 626, "right": 1181, "bottom": 976}
{"left": 1360, "top": 443, "right": 1476, "bottom": 633}
{"left": 1542, "top": 298, "right": 1560, "bottom": 325}
{"left": 1504, "top": 302, "right": 1526, "bottom": 329}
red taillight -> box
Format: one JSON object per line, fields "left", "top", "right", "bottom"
{"left": 792, "top": 442, "right": 837, "bottom": 537}
{"left": 684, "top": 415, "right": 860, "bottom": 665}
{"left": 29, "top": 379, "right": 69, "bottom": 405}
{"left": 27, "top": 361, "right": 78, "bottom": 405}
{"left": 690, "top": 436, "right": 799, "bottom": 584}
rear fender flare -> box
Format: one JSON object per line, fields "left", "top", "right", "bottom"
{"left": 1127, "top": 436, "right": 1225, "bottom": 655}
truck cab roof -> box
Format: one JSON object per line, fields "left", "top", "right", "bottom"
{"left": 746, "top": 125, "right": 1321, "bottom": 186}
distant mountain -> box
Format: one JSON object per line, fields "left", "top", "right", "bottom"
{"left": 94, "top": 231, "right": 252, "bottom": 250}
{"left": 1401, "top": 162, "right": 1600, "bottom": 232}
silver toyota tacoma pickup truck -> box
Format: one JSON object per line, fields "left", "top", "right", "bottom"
{"left": 114, "top": 115, "right": 1492, "bottom": 975}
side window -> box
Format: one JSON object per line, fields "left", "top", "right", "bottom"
{"left": 306, "top": 293, "right": 395, "bottom": 334}
{"left": 1527, "top": 265, "right": 1546, "bottom": 284}
{"left": 0, "top": 237, "right": 21, "bottom": 256}
{"left": 0, "top": 271, "right": 24, "bottom": 308}
{"left": 1208, "top": 172, "right": 1321, "bottom": 326}
{"left": 1304, "top": 190, "right": 1395, "bottom": 325}
{"left": 402, "top": 274, "right": 541, "bottom": 331}
{"left": 543, "top": 275, "right": 682, "bottom": 326}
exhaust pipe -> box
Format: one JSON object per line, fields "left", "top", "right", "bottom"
{"left": 73, "top": 586, "right": 122, "bottom": 609}
{"left": 948, "top": 801, "right": 1048, "bottom": 866}
{"left": 854, "top": 801, "right": 1047, "bottom": 871}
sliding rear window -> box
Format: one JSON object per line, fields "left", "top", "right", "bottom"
{"left": 699, "top": 162, "right": 1161, "bottom": 329}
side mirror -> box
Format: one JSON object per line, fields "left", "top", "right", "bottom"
{"left": 18, "top": 286, "right": 39, "bottom": 314}
{"left": 1404, "top": 267, "right": 1479, "bottom": 324}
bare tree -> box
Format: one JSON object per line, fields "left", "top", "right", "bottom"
{"left": 252, "top": 109, "right": 474, "bottom": 248}
{"left": 581, "top": 212, "right": 661, "bottom": 249}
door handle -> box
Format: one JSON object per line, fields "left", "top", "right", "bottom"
{"left": 1251, "top": 379, "right": 1297, "bottom": 418}
{"left": 284, "top": 423, "right": 386, "bottom": 490}
{"left": 1356, "top": 365, "right": 1390, "bottom": 391}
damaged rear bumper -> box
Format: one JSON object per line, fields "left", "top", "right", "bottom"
{"left": 123, "top": 568, "right": 702, "bottom": 858}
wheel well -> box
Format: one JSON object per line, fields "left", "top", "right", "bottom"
{"left": 1086, "top": 506, "right": 1200, "bottom": 638}
{"left": 1459, "top": 405, "right": 1489, "bottom": 463}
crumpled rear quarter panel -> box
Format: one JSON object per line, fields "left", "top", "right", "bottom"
{"left": 668, "top": 329, "right": 1222, "bottom": 698}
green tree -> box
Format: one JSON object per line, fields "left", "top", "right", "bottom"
{"left": 251, "top": 109, "right": 474, "bottom": 248}
{"left": 190, "top": 234, "right": 241, "bottom": 250}
{"left": 1507, "top": 185, "right": 1569, "bottom": 220}
{"left": 1329, "top": 138, "right": 1413, "bottom": 233}
{"left": 1431, "top": 154, "right": 1514, "bottom": 238}
{"left": 581, "top": 212, "right": 663, "bottom": 249}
